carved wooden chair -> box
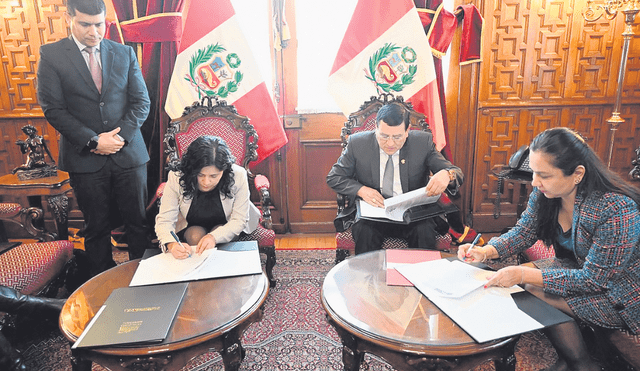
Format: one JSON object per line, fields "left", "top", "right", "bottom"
{"left": 0, "top": 202, "right": 74, "bottom": 331}
{"left": 151, "top": 96, "right": 276, "bottom": 287}
{"left": 333, "top": 94, "right": 453, "bottom": 263}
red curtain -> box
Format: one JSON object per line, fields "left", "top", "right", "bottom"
{"left": 106, "top": 0, "right": 185, "bottom": 195}
{"left": 414, "top": 0, "right": 483, "bottom": 162}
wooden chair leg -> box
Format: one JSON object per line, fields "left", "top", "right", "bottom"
{"left": 335, "top": 248, "right": 350, "bottom": 264}
{"left": 259, "top": 246, "right": 276, "bottom": 287}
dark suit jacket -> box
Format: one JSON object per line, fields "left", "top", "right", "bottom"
{"left": 326, "top": 130, "right": 462, "bottom": 228}
{"left": 37, "top": 37, "right": 150, "bottom": 173}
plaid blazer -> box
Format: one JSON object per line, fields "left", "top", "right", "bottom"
{"left": 490, "top": 189, "right": 640, "bottom": 334}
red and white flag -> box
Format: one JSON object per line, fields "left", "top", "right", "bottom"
{"left": 328, "top": 0, "right": 445, "bottom": 150}
{"left": 165, "top": 0, "right": 287, "bottom": 162}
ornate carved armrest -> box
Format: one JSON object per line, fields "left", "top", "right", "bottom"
{"left": 254, "top": 174, "right": 273, "bottom": 229}
{"left": 630, "top": 145, "right": 640, "bottom": 181}
{"left": 146, "top": 182, "right": 167, "bottom": 212}
{"left": 336, "top": 194, "right": 347, "bottom": 214}
{"left": 0, "top": 203, "right": 54, "bottom": 242}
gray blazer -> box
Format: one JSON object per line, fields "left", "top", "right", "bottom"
{"left": 37, "top": 37, "right": 150, "bottom": 173}
{"left": 326, "top": 130, "right": 462, "bottom": 225}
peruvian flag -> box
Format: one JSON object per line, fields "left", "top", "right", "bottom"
{"left": 165, "top": 0, "right": 287, "bottom": 162}
{"left": 328, "top": 0, "right": 445, "bottom": 150}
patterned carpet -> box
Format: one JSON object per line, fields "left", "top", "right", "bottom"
{"left": 12, "top": 250, "right": 558, "bottom": 370}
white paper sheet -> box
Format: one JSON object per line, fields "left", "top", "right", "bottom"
{"left": 396, "top": 259, "right": 490, "bottom": 298}
{"left": 129, "top": 248, "right": 262, "bottom": 287}
{"left": 358, "top": 187, "right": 440, "bottom": 221}
{"left": 397, "top": 260, "right": 544, "bottom": 343}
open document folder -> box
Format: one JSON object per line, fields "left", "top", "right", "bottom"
{"left": 358, "top": 187, "right": 440, "bottom": 223}
{"left": 396, "top": 259, "right": 557, "bottom": 343}
{"left": 129, "top": 241, "right": 262, "bottom": 287}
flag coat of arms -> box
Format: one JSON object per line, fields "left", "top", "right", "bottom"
{"left": 165, "top": 0, "right": 287, "bottom": 162}
{"left": 328, "top": 0, "right": 445, "bottom": 150}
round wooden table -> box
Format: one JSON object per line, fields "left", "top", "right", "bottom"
{"left": 322, "top": 250, "right": 519, "bottom": 371}
{"left": 60, "top": 259, "right": 269, "bottom": 371}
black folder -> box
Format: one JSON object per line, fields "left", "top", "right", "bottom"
{"left": 72, "top": 282, "right": 188, "bottom": 348}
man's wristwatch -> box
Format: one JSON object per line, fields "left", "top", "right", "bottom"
{"left": 446, "top": 168, "right": 457, "bottom": 183}
{"left": 87, "top": 135, "right": 99, "bottom": 150}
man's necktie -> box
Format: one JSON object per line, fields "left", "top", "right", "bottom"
{"left": 85, "top": 47, "right": 102, "bottom": 93}
{"left": 382, "top": 154, "right": 394, "bottom": 198}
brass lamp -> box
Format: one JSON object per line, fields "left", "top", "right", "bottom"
{"left": 583, "top": 0, "right": 640, "bottom": 167}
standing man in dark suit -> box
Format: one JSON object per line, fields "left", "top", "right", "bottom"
{"left": 37, "top": 0, "right": 150, "bottom": 276}
{"left": 327, "top": 102, "right": 463, "bottom": 254}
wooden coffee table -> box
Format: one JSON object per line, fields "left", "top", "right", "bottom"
{"left": 322, "top": 250, "right": 519, "bottom": 371}
{"left": 59, "top": 259, "right": 269, "bottom": 371}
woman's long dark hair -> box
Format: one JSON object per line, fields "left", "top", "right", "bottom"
{"left": 178, "top": 136, "right": 236, "bottom": 200}
{"left": 530, "top": 127, "right": 640, "bottom": 247}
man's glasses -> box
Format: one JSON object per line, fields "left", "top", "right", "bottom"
{"left": 376, "top": 132, "right": 405, "bottom": 143}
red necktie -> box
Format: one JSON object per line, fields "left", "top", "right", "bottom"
{"left": 85, "top": 47, "right": 102, "bottom": 93}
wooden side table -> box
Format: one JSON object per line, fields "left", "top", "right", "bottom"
{"left": 60, "top": 259, "right": 269, "bottom": 371}
{"left": 0, "top": 172, "right": 72, "bottom": 240}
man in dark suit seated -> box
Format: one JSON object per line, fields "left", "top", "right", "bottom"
{"left": 37, "top": 0, "right": 151, "bottom": 276}
{"left": 327, "top": 102, "right": 463, "bottom": 254}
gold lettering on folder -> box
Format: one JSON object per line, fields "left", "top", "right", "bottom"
{"left": 118, "top": 321, "right": 143, "bottom": 334}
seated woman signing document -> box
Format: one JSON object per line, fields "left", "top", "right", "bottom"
{"left": 458, "top": 127, "right": 640, "bottom": 371}
{"left": 155, "top": 136, "right": 259, "bottom": 260}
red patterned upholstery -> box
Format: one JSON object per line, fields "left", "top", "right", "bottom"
{"left": 336, "top": 227, "right": 452, "bottom": 262}
{"left": 254, "top": 174, "right": 270, "bottom": 191}
{"left": 156, "top": 97, "right": 277, "bottom": 286}
{"left": 0, "top": 240, "right": 73, "bottom": 295}
{"left": 523, "top": 240, "right": 555, "bottom": 261}
{"left": 237, "top": 225, "right": 275, "bottom": 247}
{"left": 0, "top": 203, "right": 21, "bottom": 218}
{"left": 175, "top": 117, "right": 246, "bottom": 164}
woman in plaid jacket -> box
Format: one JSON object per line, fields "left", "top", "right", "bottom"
{"left": 459, "top": 127, "right": 640, "bottom": 371}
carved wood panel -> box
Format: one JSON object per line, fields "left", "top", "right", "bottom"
{"left": 470, "top": 104, "right": 640, "bottom": 232}
{"left": 448, "top": 0, "right": 640, "bottom": 232}
{"left": 0, "top": 0, "right": 68, "bottom": 116}
{"left": 480, "top": 0, "right": 640, "bottom": 105}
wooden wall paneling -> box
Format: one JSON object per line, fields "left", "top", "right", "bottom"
{"left": 0, "top": 0, "right": 67, "bottom": 117}
{"left": 453, "top": 0, "right": 640, "bottom": 233}
{"left": 608, "top": 105, "right": 640, "bottom": 173}
{"left": 284, "top": 113, "right": 344, "bottom": 234}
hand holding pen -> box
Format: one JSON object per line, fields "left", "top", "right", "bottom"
{"left": 169, "top": 231, "right": 193, "bottom": 260}
{"left": 460, "top": 233, "right": 483, "bottom": 262}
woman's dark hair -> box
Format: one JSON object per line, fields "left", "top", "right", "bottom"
{"left": 178, "top": 136, "right": 236, "bottom": 200}
{"left": 530, "top": 127, "right": 640, "bottom": 247}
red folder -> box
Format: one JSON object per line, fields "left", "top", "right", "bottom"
{"left": 385, "top": 249, "right": 442, "bottom": 286}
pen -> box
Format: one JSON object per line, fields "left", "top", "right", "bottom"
{"left": 170, "top": 231, "right": 191, "bottom": 257}
{"left": 465, "top": 233, "right": 482, "bottom": 261}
